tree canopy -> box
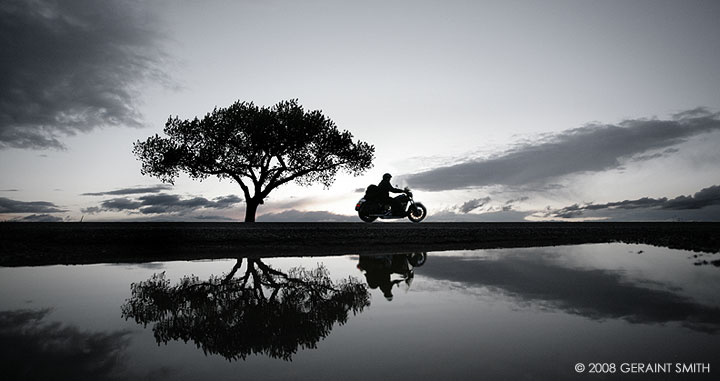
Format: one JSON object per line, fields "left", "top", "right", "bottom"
{"left": 133, "top": 99, "right": 375, "bottom": 221}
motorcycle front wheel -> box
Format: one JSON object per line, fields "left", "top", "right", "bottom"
{"left": 407, "top": 204, "right": 427, "bottom": 223}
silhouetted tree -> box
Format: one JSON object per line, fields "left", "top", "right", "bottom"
{"left": 133, "top": 100, "right": 375, "bottom": 221}
{"left": 121, "top": 258, "right": 370, "bottom": 361}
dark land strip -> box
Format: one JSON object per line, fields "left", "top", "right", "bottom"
{"left": 1, "top": 222, "right": 719, "bottom": 267}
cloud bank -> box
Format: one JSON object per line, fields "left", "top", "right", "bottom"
{"left": 11, "top": 214, "right": 64, "bottom": 222}
{"left": 458, "top": 197, "right": 491, "bottom": 213}
{"left": 403, "top": 109, "right": 720, "bottom": 191}
{"left": 546, "top": 184, "right": 720, "bottom": 220}
{"left": 0, "top": 197, "right": 66, "bottom": 213}
{"left": 82, "top": 193, "right": 242, "bottom": 215}
{"left": 81, "top": 184, "right": 173, "bottom": 196}
{"left": 0, "top": 0, "right": 166, "bottom": 149}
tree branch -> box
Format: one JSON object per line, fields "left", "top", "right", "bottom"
{"left": 228, "top": 172, "right": 252, "bottom": 200}
{"left": 223, "top": 258, "right": 244, "bottom": 283}
{"left": 268, "top": 159, "right": 351, "bottom": 191}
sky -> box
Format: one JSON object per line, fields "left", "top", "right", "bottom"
{"left": 1, "top": 0, "right": 720, "bottom": 222}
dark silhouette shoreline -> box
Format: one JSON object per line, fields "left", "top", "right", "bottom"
{"left": 1, "top": 222, "right": 718, "bottom": 267}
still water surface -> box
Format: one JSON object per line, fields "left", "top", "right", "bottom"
{"left": 1, "top": 243, "right": 719, "bottom": 380}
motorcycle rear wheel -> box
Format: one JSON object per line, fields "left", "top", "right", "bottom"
{"left": 358, "top": 210, "right": 377, "bottom": 223}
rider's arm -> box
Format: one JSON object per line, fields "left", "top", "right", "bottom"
{"left": 380, "top": 179, "right": 405, "bottom": 194}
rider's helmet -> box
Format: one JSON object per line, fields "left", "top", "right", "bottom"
{"left": 383, "top": 173, "right": 392, "bottom": 180}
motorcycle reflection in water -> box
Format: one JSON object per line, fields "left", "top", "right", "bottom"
{"left": 357, "top": 253, "right": 427, "bottom": 301}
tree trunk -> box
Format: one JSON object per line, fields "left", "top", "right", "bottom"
{"left": 244, "top": 199, "right": 260, "bottom": 222}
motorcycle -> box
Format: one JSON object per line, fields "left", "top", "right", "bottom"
{"left": 355, "top": 187, "right": 427, "bottom": 223}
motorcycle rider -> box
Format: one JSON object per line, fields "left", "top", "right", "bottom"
{"left": 378, "top": 173, "right": 405, "bottom": 215}
{"left": 358, "top": 255, "right": 401, "bottom": 301}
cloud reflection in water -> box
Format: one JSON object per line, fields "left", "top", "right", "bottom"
{"left": 417, "top": 249, "right": 720, "bottom": 333}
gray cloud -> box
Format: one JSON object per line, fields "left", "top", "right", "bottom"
{"left": 0, "top": 197, "right": 66, "bottom": 213}
{"left": 190, "top": 214, "right": 236, "bottom": 221}
{"left": 503, "top": 196, "right": 529, "bottom": 211}
{"left": 451, "top": 195, "right": 529, "bottom": 216}
{"left": 459, "top": 197, "right": 491, "bottom": 213}
{"left": 80, "top": 207, "right": 102, "bottom": 215}
{"left": 0, "top": 0, "right": 167, "bottom": 149}
{"left": 137, "top": 194, "right": 242, "bottom": 214}
{"left": 85, "top": 214, "right": 238, "bottom": 222}
{"left": 663, "top": 185, "right": 720, "bottom": 210}
{"left": 81, "top": 184, "right": 173, "bottom": 196}
{"left": 403, "top": 109, "right": 720, "bottom": 191}
{"left": 547, "top": 184, "right": 720, "bottom": 219}
{"left": 505, "top": 196, "right": 529, "bottom": 205}
{"left": 88, "top": 198, "right": 143, "bottom": 213}
{"left": 257, "top": 209, "right": 356, "bottom": 222}
{"left": 631, "top": 148, "right": 680, "bottom": 163}
{"left": 82, "top": 193, "right": 243, "bottom": 215}
{"left": 12, "top": 214, "right": 64, "bottom": 222}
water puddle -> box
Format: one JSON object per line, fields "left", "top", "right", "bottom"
{"left": 1, "top": 243, "right": 718, "bottom": 379}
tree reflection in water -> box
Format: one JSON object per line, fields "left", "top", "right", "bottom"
{"left": 121, "top": 258, "right": 370, "bottom": 361}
